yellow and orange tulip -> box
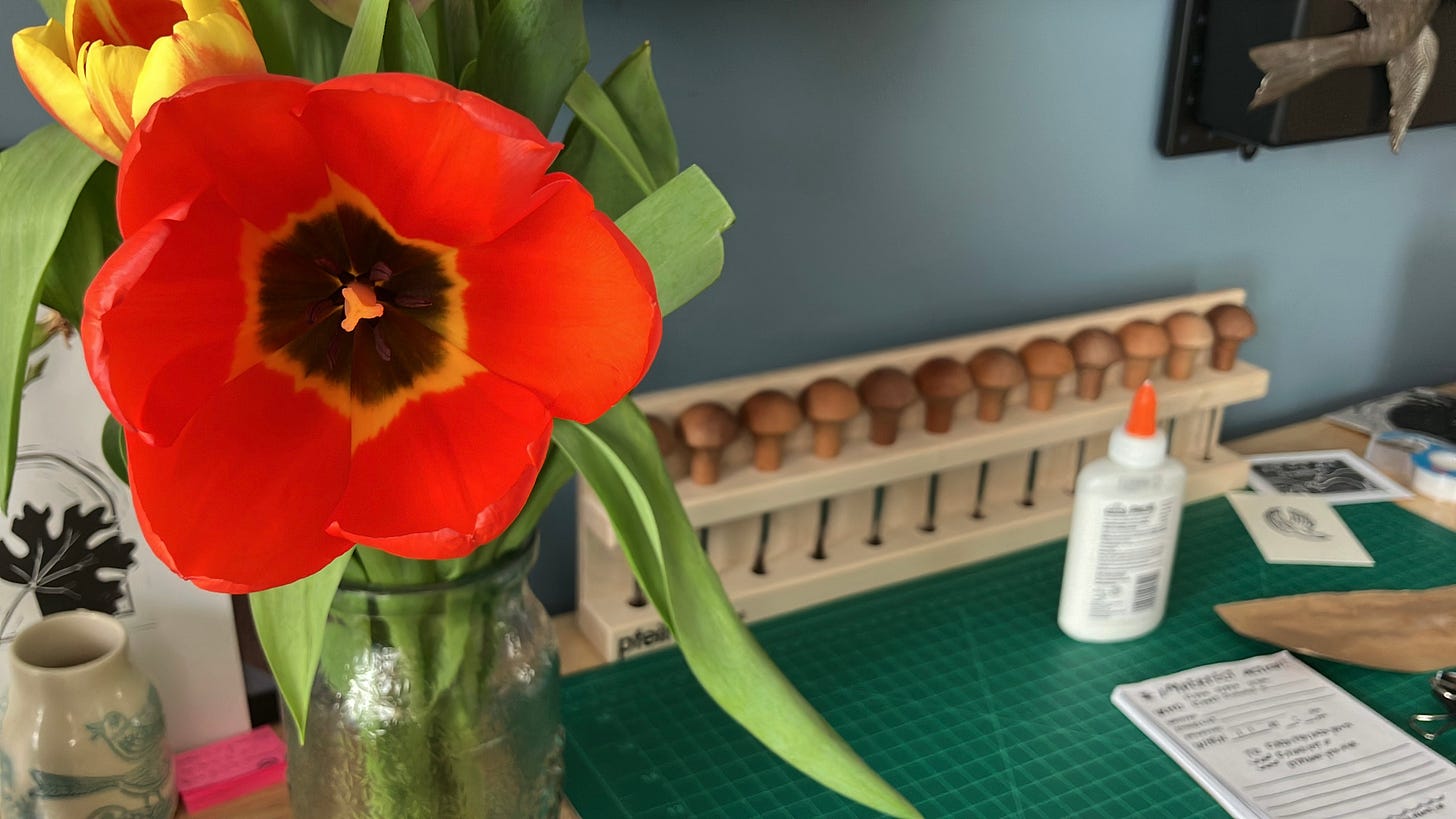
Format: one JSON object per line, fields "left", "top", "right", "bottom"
{"left": 12, "top": 0, "right": 265, "bottom": 163}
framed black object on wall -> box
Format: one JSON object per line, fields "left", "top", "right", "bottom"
{"left": 1160, "top": 0, "right": 1456, "bottom": 157}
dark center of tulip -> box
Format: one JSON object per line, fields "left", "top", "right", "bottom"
{"left": 257, "top": 204, "right": 455, "bottom": 405}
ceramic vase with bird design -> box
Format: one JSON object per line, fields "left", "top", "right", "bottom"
{"left": 0, "top": 610, "right": 176, "bottom": 819}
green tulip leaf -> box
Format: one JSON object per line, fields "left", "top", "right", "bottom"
{"left": 250, "top": 549, "right": 354, "bottom": 741}
{"left": 456, "top": 57, "right": 479, "bottom": 91}
{"left": 101, "top": 415, "right": 127, "bottom": 485}
{"left": 601, "top": 43, "right": 679, "bottom": 187}
{"left": 338, "top": 0, "right": 390, "bottom": 75}
{"left": 553, "top": 418, "right": 674, "bottom": 632}
{"left": 474, "top": 0, "right": 588, "bottom": 134}
{"left": 236, "top": 0, "right": 299, "bottom": 76}
{"left": 39, "top": 163, "right": 120, "bottom": 328}
{"left": 353, "top": 546, "right": 437, "bottom": 587}
{"left": 381, "top": 0, "right": 436, "bottom": 78}
{"left": 35, "top": 0, "right": 63, "bottom": 21}
{"left": 436, "top": 0, "right": 481, "bottom": 86}
{"left": 557, "top": 402, "right": 923, "bottom": 819}
{"left": 556, "top": 43, "right": 678, "bottom": 217}
{"left": 559, "top": 72, "right": 654, "bottom": 206}
{"left": 0, "top": 126, "right": 104, "bottom": 508}
{"left": 275, "top": 0, "right": 352, "bottom": 82}
{"left": 617, "top": 166, "right": 734, "bottom": 316}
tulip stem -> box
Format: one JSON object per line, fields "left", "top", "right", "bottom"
{"left": 333, "top": 578, "right": 501, "bottom": 817}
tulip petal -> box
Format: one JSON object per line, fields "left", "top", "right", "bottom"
{"left": 83, "top": 190, "right": 265, "bottom": 447}
{"left": 86, "top": 70, "right": 658, "bottom": 595}
{"left": 125, "top": 360, "right": 353, "bottom": 593}
{"left": 329, "top": 369, "right": 552, "bottom": 559}
{"left": 75, "top": 41, "right": 147, "bottom": 154}
{"left": 118, "top": 75, "right": 328, "bottom": 235}
{"left": 181, "top": 0, "right": 252, "bottom": 30}
{"left": 11, "top": 22, "right": 118, "bottom": 162}
{"left": 297, "top": 74, "right": 560, "bottom": 246}
{"left": 131, "top": 13, "right": 263, "bottom": 127}
{"left": 453, "top": 176, "right": 661, "bottom": 422}
{"left": 67, "top": 0, "right": 183, "bottom": 56}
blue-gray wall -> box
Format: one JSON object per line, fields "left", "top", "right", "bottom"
{"left": 2, "top": 4, "right": 45, "bottom": 141}
{"left": 6, "top": 2, "right": 1456, "bottom": 613}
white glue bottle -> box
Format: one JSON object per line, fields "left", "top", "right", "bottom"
{"left": 1057, "top": 381, "right": 1186, "bottom": 642}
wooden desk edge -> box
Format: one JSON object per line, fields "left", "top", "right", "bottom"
{"left": 188, "top": 414, "right": 1456, "bottom": 817}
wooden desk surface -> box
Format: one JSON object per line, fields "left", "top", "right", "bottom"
{"left": 182, "top": 413, "right": 1455, "bottom": 818}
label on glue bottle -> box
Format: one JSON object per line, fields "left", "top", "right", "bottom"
{"left": 1086, "top": 497, "right": 1178, "bottom": 618}
{"left": 1057, "top": 383, "right": 1186, "bottom": 643}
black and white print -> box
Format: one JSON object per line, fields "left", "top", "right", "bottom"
{"left": 0, "top": 314, "right": 250, "bottom": 751}
{"left": 1246, "top": 449, "right": 1412, "bottom": 505}
{"left": 0, "top": 452, "right": 138, "bottom": 642}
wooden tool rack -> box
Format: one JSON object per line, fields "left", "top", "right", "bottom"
{"left": 576, "top": 289, "right": 1268, "bottom": 662}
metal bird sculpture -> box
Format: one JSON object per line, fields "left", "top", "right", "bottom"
{"left": 1248, "top": 0, "right": 1440, "bottom": 153}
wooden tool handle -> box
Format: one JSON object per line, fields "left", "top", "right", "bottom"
{"left": 1122, "top": 357, "right": 1154, "bottom": 388}
{"left": 1211, "top": 339, "right": 1241, "bottom": 371}
{"left": 812, "top": 421, "right": 845, "bottom": 458}
{"left": 690, "top": 448, "right": 724, "bottom": 485}
{"left": 754, "top": 437, "right": 787, "bottom": 471}
{"left": 923, "top": 397, "right": 958, "bottom": 433}
{"left": 1075, "top": 367, "right": 1106, "bottom": 401}
{"left": 1165, "top": 347, "right": 1197, "bottom": 380}
{"left": 976, "top": 389, "right": 1009, "bottom": 422}
{"left": 1027, "top": 378, "right": 1058, "bottom": 411}
{"left": 868, "top": 409, "right": 901, "bottom": 446}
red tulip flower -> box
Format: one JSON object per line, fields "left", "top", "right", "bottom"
{"left": 82, "top": 74, "right": 662, "bottom": 593}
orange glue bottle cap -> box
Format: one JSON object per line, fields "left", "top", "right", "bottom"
{"left": 1125, "top": 381, "right": 1158, "bottom": 438}
{"left": 1108, "top": 381, "right": 1166, "bottom": 468}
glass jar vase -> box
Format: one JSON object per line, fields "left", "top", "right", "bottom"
{"left": 286, "top": 541, "right": 562, "bottom": 818}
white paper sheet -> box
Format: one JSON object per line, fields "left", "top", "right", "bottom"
{"left": 1226, "top": 491, "right": 1375, "bottom": 567}
{"left": 1114, "top": 652, "right": 1456, "bottom": 819}
{"left": 0, "top": 327, "right": 250, "bottom": 750}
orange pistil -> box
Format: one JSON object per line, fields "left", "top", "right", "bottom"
{"left": 340, "top": 281, "right": 383, "bottom": 332}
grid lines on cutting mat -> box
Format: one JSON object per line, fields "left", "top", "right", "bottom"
{"left": 563, "top": 499, "right": 1456, "bottom": 817}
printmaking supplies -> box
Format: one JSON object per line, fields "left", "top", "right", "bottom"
{"left": 1058, "top": 383, "right": 1187, "bottom": 643}
{"left": 1113, "top": 652, "right": 1456, "bottom": 819}
{"left": 563, "top": 500, "right": 1456, "bottom": 816}
{"left": 1411, "top": 671, "right": 1456, "bottom": 741}
{"left": 1246, "top": 449, "right": 1412, "bottom": 505}
{"left": 576, "top": 290, "right": 1267, "bottom": 661}
{"left": 1217, "top": 585, "right": 1456, "bottom": 674}
{"left": 1412, "top": 446, "right": 1456, "bottom": 503}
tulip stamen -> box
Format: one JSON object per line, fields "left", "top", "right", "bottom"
{"left": 314, "top": 257, "right": 343, "bottom": 280}
{"left": 306, "top": 296, "right": 339, "bottom": 325}
{"left": 326, "top": 333, "right": 346, "bottom": 372}
{"left": 340, "top": 281, "right": 384, "bottom": 332}
{"left": 259, "top": 204, "right": 453, "bottom": 394}
{"left": 392, "top": 293, "right": 434, "bottom": 309}
{"left": 372, "top": 325, "right": 393, "bottom": 362}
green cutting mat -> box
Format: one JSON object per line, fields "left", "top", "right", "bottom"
{"left": 562, "top": 499, "right": 1456, "bottom": 818}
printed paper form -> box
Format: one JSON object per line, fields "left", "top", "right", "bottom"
{"left": 1113, "top": 651, "right": 1456, "bottom": 819}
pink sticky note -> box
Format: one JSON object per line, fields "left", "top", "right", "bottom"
{"left": 174, "top": 726, "right": 288, "bottom": 812}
